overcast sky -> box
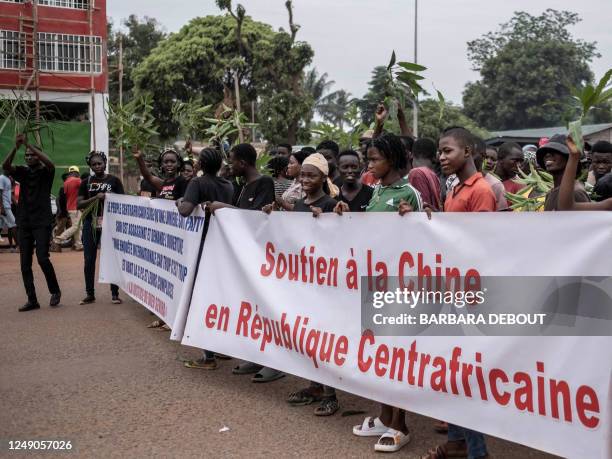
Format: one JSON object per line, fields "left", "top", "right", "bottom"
{"left": 108, "top": 0, "right": 612, "bottom": 105}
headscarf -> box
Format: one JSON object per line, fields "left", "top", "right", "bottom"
{"left": 302, "top": 153, "right": 339, "bottom": 198}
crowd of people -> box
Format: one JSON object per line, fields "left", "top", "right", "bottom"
{"left": 2, "top": 102, "right": 612, "bottom": 457}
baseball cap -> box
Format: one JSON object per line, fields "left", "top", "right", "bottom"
{"left": 68, "top": 165, "right": 80, "bottom": 173}
{"left": 536, "top": 134, "right": 569, "bottom": 169}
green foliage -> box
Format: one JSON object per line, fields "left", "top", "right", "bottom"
{"left": 133, "top": 15, "right": 273, "bottom": 138}
{"left": 171, "top": 98, "right": 213, "bottom": 142}
{"left": 463, "top": 9, "right": 599, "bottom": 130}
{"left": 0, "top": 92, "right": 57, "bottom": 148}
{"left": 568, "top": 69, "right": 612, "bottom": 151}
{"left": 107, "top": 15, "right": 166, "bottom": 105}
{"left": 414, "top": 99, "right": 488, "bottom": 141}
{"left": 357, "top": 66, "right": 395, "bottom": 124}
{"left": 203, "top": 104, "right": 256, "bottom": 146}
{"left": 317, "top": 90, "right": 355, "bottom": 130}
{"left": 133, "top": 13, "right": 314, "bottom": 143}
{"left": 106, "top": 95, "right": 159, "bottom": 151}
{"left": 505, "top": 163, "right": 553, "bottom": 211}
{"left": 310, "top": 103, "right": 368, "bottom": 149}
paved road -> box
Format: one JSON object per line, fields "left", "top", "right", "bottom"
{"left": 0, "top": 251, "right": 557, "bottom": 458}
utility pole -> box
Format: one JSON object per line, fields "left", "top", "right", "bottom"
{"left": 234, "top": 69, "right": 244, "bottom": 143}
{"left": 118, "top": 34, "right": 124, "bottom": 184}
{"left": 412, "top": 0, "right": 419, "bottom": 138}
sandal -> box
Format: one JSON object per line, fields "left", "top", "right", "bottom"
{"left": 232, "top": 362, "right": 263, "bottom": 375}
{"left": 158, "top": 324, "right": 171, "bottom": 331}
{"left": 314, "top": 397, "right": 339, "bottom": 416}
{"left": 352, "top": 416, "right": 388, "bottom": 437}
{"left": 184, "top": 358, "right": 218, "bottom": 370}
{"left": 147, "top": 320, "right": 163, "bottom": 328}
{"left": 421, "top": 441, "right": 468, "bottom": 459}
{"left": 287, "top": 387, "right": 323, "bottom": 406}
{"left": 374, "top": 428, "right": 411, "bottom": 453}
{"left": 251, "top": 367, "right": 285, "bottom": 383}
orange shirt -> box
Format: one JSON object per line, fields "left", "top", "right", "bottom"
{"left": 444, "top": 172, "right": 496, "bottom": 212}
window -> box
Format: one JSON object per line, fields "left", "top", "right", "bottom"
{"left": 39, "top": 0, "right": 89, "bottom": 9}
{"left": 38, "top": 33, "right": 101, "bottom": 73}
{"left": 0, "top": 30, "right": 25, "bottom": 70}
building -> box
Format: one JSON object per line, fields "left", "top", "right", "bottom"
{"left": 0, "top": 0, "right": 108, "bottom": 162}
{"left": 487, "top": 123, "right": 612, "bottom": 148}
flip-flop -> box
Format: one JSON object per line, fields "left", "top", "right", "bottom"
{"left": 251, "top": 367, "right": 285, "bottom": 383}
{"left": 352, "top": 416, "right": 388, "bottom": 437}
{"left": 374, "top": 428, "right": 411, "bottom": 453}
{"left": 232, "top": 362, "right": 263, "bottom": 375}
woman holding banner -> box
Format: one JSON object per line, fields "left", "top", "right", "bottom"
{"left": 77, "top": 151, "right": 124, "bottom": 305}
{"left": 335, "top": 132, "right": 422, "bottom": 453}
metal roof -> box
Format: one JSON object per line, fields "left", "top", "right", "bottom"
{"left": 488, "top": 123, "right": 612, "bottom": 139}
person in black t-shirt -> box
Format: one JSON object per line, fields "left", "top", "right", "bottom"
{"left": 263, "top": 152, "right": 339, "bottom": 415}
{"left": 133, "top": 147, "right": 187, "bottom": 200}
{"left": 207, "top": 144, "right": 281, "bottom": 382}
{"left": 3, "top": 134, "right": 61, "bottom": 311}
{"left": 77, "top": 151, "right": 124, "bottom": 306}
{"left": 335, "top": 150, "right": 373, "bottom": 213}
{"left": 177, "top": 147, "right": 235, "bottom": 370}
{"left": 207, "top": 143, "right": 276, "bottom": 213}
{"left": 177, "top": 148, "right": 234, "bottom": 218}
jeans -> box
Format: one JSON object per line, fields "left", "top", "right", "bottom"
{"left": 448, "top": 424, "right": 488, "bottom": 458}
{"left": 18, "top": 225, "right": 60, "bottom": 303}
{"left": 82, "top": 219, "right": 118, "bottom": 297}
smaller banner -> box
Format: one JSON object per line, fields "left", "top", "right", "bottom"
{"left": 99, "top": 194, "right": 206, "bottom": 340}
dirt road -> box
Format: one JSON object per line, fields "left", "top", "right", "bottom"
{"left": 0, "top": 251, "right": 556, "bottom": 458}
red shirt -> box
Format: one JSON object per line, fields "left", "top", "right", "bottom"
{"left": 502, "top": 178, "right": 524, "bottom": 208}
{"left": 408, "top": 167, "right": 441, "bottom": 211}
{"left": 444, "top": 172, "right": 496, "bottom": 212}
{"left": 64, "top": 176, "right": 81, "bottom": 211}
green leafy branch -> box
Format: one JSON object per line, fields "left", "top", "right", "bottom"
{"left": 0, "top": 91, "right": 57, "bottom": 148}
{"left": 384, "top": 51, "right": 446, "bottom": 124}
{"left": 171, "top": 98, "right": 212, "bottom": 144}
{"left": 106, "top": 95, "right": 159, "bottom": 152}
{"left": 568, "top": 69, "right": 612, "bottom": 152}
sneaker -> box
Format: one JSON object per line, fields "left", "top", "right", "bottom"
{"left": 19, "top": 301, "right": 40, "bottom": 312}
{"left": 73, "top": 245, "right": 84, "bottom": 252}
{"left": 111, "top": 296, "right": 122, "bottom": 304}
{"left": 80, "top": 295, "right": 95, "bottom": 305}
{"left": 49, "top": 291, "right": 61, "bottom": 307}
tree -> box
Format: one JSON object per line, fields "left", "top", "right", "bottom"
{"left": 133, "top": 12, "right": 314, "bottom": 143}
{"left": 107, "top": 15, "right": 166, "bottom": 105}
{"left": 318, "top": 90, "right": 355, "bottom": 129}
{"left": 302, "top": 68, "right": 335, "bottom": 119}
{"left": 415, "top": 99, "right": 488, "bottom": 141}
{"left": 356, "top": 66, "right": 395, "bottom": 124}
{"left": 254, "top": 0, "right": 314, "bottom": 144}
{"left": 462, "top": 9, "right": 599, "bottom": 130}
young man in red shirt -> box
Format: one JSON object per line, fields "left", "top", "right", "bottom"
{"left": 440, "top": 128, "right": 496, "bottom": 212}
{"left": 423, "top": 127, "right": 493, "bottom": 459}
{"left": 53, "top": 166, "right": 83, "bottom": 250}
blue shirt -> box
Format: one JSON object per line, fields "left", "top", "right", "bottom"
{"left": 0, "top": 174, "right": 12, "bottom": 209}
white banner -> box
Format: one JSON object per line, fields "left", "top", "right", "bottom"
{"left": 99, "top": 194, "right": 206, "bottom": 340}
{"left": 182, "top": 209, "right": 612, "bottom": 459}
